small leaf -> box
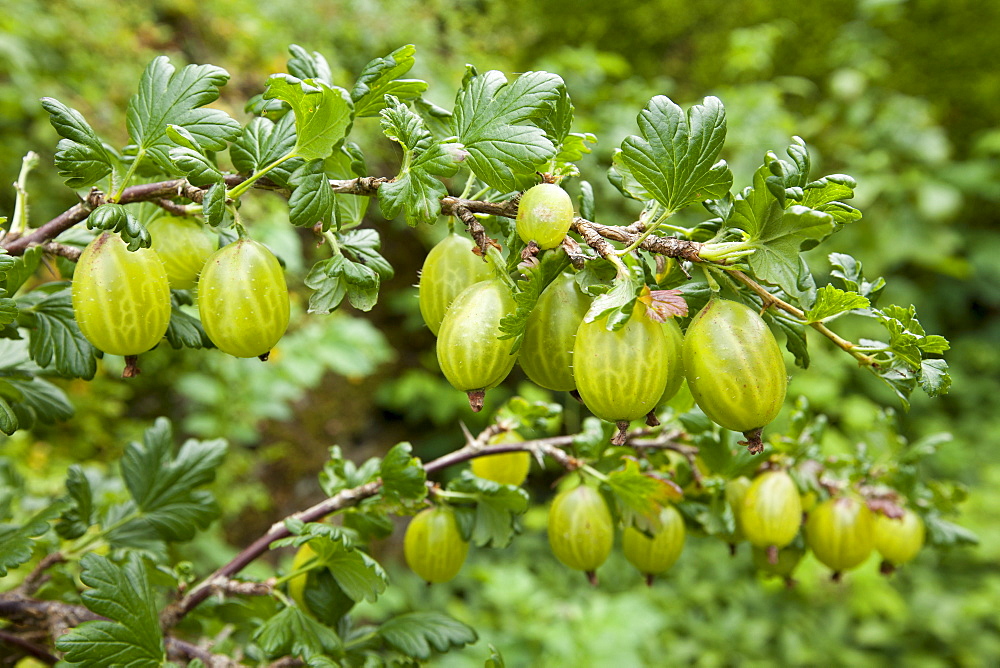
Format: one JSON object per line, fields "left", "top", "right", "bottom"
{"left": 919, "top": 359, "right": 951, "bottom": 397}
{"left": 231, "top": 114, "right": 301, "bottom": 187}
{"left": 447, "top": 471, "right": 529, "bottom": 548}
{"left": 380, "top": 442, "right": 427, "bottom": 505}
{"left": 264, "top": 74, "right": 354, "bottom": 162}
{"left": 829, "top": 252, "right": 886, "bottom": 303}
{"left": 164, "top": 297, "right": 213, "bottom": 349}
{"left": 803, "top": 285, "right": 870, "bottom": 323}
{"left": 304, "top": 255, "right": 381, "bottom": 314}
{"left": 352, "top": 44, "right": 428, "bottom": 117}
{"left": 643, "top": 289, "right": 689, "bottom": 322}
{"left": 497, "top": 251, "right": 570, "bottom": 350}
{"left": 607, "top": 459, "right": 678, "bottom": 528}
{"left": 57, "top": 464, "right": 94, "bottom": 539}
{"left": 924, "top": 514, "right": 978, "bottom": 547}
{"left": 619, "top": 96, "right": 732, "bottom": 212}
{"left": 55, "top": 553, "right": 165, "bottom": 666}
{"left": 202, "top": 182, "right": 227, "bottom": 227}
{"left": 338, "top": 229, "right": 394, "bottom": 280}
{"left": 322, "top": 545, "right": 388, "bottom": 603}
{"left": 1, "top": 246, "right": 44, "bottom": 296}
{"left": 40, "top": 97, "right": 114, "bottom": 188}
{"left": 253, "top": 606, "right": 342, "bottom": 661}
{"left": 0, "top": 503, "right": 64, "bottom": 577}
{"left": 87, "top": 204, "right": 151, "bottom": 251}
{"left": 126, "top": 56, "right": 241, "bottom": 171}
{"left": 378, "top": 95, "right": 459, "bottom": 227}
{"left": 378, "top": 612, "right": 477, "bottom": 661}
{"left": 168, "top": 146, "right": 224, "bottom": 186}
{"left": 288, "top": 44, "right": 333, "bottom": 84}
{"left": 0, "top": 397, "right": 17, "bottom": 435}
{"left": 452, "top": 68, "right": 564, "bottom": 192}
{"left": 288, "top": 159, "right": 335, "bottom": 229}
{"left": 583, "top": 271, "right": 641, "bottom": 329}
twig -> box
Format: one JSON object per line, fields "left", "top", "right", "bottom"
{"left": 15, "top": 552, "right": 65, "bottom": 597}
{"left": 40, "top": 242, "right": 81, "bottom": 261}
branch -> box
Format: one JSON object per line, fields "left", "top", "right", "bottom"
{"left": 0, "top": 628, "right": 58, "bottom": 665}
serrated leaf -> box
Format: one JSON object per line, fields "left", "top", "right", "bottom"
{"left": 21, "top": 286, "right": 98, "bottom": 379}
{"left": 380, "top": 442, "right": 427, "bottom": 505}
{"left": 111, "top": 418, "right": 227, "bottom": 544}
{"left": 579, "top": 180, "right": 596, "bottom": 221}
{"left": 448, "top": 471, "right": 529, "bottom": 548}
{"left": 4, "top": 376, "right": 73, "bottom": 428}
{"left": 322, "top": 545, "right": 388, "bottom": 603}
{"left": 168, "top": 146, "right": 224, "bottom": 186}
{"left": 378, "top": 96, "right": 459, "bottom": 227}
{"left": 164, "top": 298, "right": 212, "bottom": 349}
{"left": 919, "top": 359, "right": 951, "bottom": 397}
{"left": 874, "top": 359, "right": 917, "bottom": 410}
{"left": 746, "top": 205, "right": 833, "bottom": 298}
{"left": 87, "top": 204, "right": 151, "bottom": 251}
{"left": 55, "top": 553, "right": 165, "bottom": 667}
{"left": 319, "top": 446, "right": 382, "bottom": 496}
{"left": 828, "top": 252, "right": 886, "bottom": 304}
{"left": 352, "top": 44, "right": 428, "bottom": 117}
{"left": 126, "top": 56, "right": 241, "bottom": 172}
{"left": 0, "top": 503, "right": 64, "bottom": 576}
{"left": 253, "top": 606, "right": 342, "bottom": 661}
{"left": 288, "top": 159, "right": 335, "bottom": 229}
{"left": 339, "top": 229, "right": 393, "bottom": 280}
{"left": 272, "top": 520, "right": 356, "bottom": 550}
{"left": 0, "top": 296, "right": 17, "bottom": 327}
{"left": 202, "top": 182, "right": 227, "bottom": 227}
{"left": 583, "top": 271, "right": 641, "bottom": 330}
{"left": 452, "top": 68, "right": 563, "bottom": 192}
{"left": 874, "top": 304, "right": 950, "bottom": 369}
{"left": 305, "top": 255, "right": 380, "bottom": 314}
{"left": 378, "top": 612, "right": 477, "bottom": 660}
{"left": 619, "top": 96, "right": 732, "bottom": 212}
{"left": 264, "top": 74, "right": 354, "bottom": 162}
{"left": 41, "top": 97, "right": 114, "bottom": 188}
{"left": 0, "top": 397, "right": 16, "bottom": 435}
{"left": 288, "top": 44, "right": 333, "bottom": 85}
{"left": 325, "top": 143, "right": 369, "bottom": 230}
{"left": 230, "top": 114, "right": 302, "bottom": 187}
{"left": 413, "top": 97, "right": 453, "bottom": 139}
{"left": 763, "top": 307, "right": 810, "bottom": 369}
{"left": 607, "top": 459, "right": 678, "bottom": 528}
{"left": 803, "top": 285, "right": 870, "bottom": 323}
{"left": 304, "top": 259, "right": 347, "bottom": 314}
{"left": 924, "top": 514, "right": 978, "bottom": 547}
{"left": 58, "top": 465, "right": 94, "bottom": 540}
{"left": 1, "top": 246, "right": 44, "bottom": 296}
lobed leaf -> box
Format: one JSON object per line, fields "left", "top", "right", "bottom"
{"left": 378, "top": 612, "right": 477, "bottom": 660}
{"left": 804, "top": 285, "right": 870, "bottom": 324}
{"left": 40, "top": 97, "right": 115, "bottom": 188}
{"left": 231, "top": 114, "right": 302, "bottom": 187}
{"left": 288, "top": 159, "right": 335, "bottom": 229}
{"left": 0, "top": 502, "right": 64, "bottom": 577}
{"left": 19, "top": 286, "right": 98, "bottom": 379}
{"left": 264, "top": 74, "right": 354, "bottom": 162}
{"left": 253, "top": 606, "right": 342, "bottom": 661}
{"left": 448, "top": 471, "right": 529, "bottom": 548}
{"left": 497, "top": 250, "right": 571, "bottom": 350}
{"left": 352, "top": 44, "right": 428, "bottom": 117}
{"left": 380, "top": 442, "right": 427, "bottom": 505}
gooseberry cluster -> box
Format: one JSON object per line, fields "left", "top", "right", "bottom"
{"left": 70, "top": 216, "right": 290, "bottom": 375}
{"left": 421, "top": 183, "right": 786, "bottom": 450}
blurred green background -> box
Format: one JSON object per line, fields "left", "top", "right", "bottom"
{"left": 2, "top": 0, "right": 999, "bottom": 664}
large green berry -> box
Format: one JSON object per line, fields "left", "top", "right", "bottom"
{"left": 874, "top": 508, "right": 925, "bottom": 566}
{"left": 622, "top": 504, "right": 686, "bottom": 577}
{"left": 436, "top": 279, "right": 518, "bottom": 411}
{"left": 806, "top": 496, "right": 875, "bottom": 576}
{"left": 515, "top": 183, "right": 574, "bottom": 250}
{"left": 741, "top": 471, "right": 802, "bottom": 551}
{"left": 547, "top": 483, "right": 614, "bottom": 578}
{"left": 418, "top": 234, "right": 492, "bottom": 335}
{"left": 198, "top": 237, "right": 290, "bottom": 359}
{"left": 71, "top": 232, "right": 171, "bottom": 362}
{"left": 574, "top": 301, "right": 674, "bottom": 435}
{"left": 147, "top": 215, "right": 217, "bottom": 290}
{"left": 404, "top": 506, "right": 469, "bottom": 583}
{"left": 683, "top": 299, "right": 787, "bottom": 453}
{"left": 519, "top": 272, "right": 590, "bottom": 391}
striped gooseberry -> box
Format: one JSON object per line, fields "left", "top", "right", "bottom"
{"left": 740, "top": 470, "right": 802, "bottom": 555}
{"left": 805, "top": 495, "right": 875, "bottom": 579}
{"left": 403, "top": 506, "right": 469, "bottom": 584}
{"left": 519, "top": 271, "right": 590, "bottom": 391}
{"left": 515, "top": 183, "right": 574, "bottom": 250}
{"left": 470, "top": 430, "right": 531, "bottom": 486}
{"left": 418, "top": 233, "right": 492, "bottom": 335}
{"left": 147, "top": 215, "right": 217, "bottom": 290}
{"left": 874, "top": 508, "right": 925, "bottom": 570}
{"left": 547, "top": 482, "right": 614, "bottom": 583}
{"left": 622, "top": 504, "right": 686, "bottom": 582}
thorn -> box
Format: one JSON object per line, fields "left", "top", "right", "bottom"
{"left": 459, "top": 421, "right": 476, "bottom": 447}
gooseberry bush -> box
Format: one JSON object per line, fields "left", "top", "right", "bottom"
{"left": 0, "top": 44, "right": 974, "bottom": 666}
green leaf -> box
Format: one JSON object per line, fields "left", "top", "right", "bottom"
{"left": 352, "top": 44, "right": 428, "bottom": 117}
{"left": 20, "top": 286, "right": 98, "bottom": 379}
{"left": 111, "top": 418, "right": 227, "bottom": 544}
{"left": 338, "top": 229, "right": 393, "bottom": 281}
{"left": 230, "top": 114, "right": 302, "bottom": 187}
{"left": 378, "top": 95, "right": 459, "bottom": 227}
{"left": 618, "top": 96, "right": 732, "bottom": 212}
{"left": 253, "top": 606, "right": 342, "bottom": 661}
{"left": 56, "top": 553, "right": 165, "bottom": 667}
{"left": 452, "top": 68, "right": 563, "bottom": 192}
{"left": 288, "top": 159, "right": 335, "bottom": 229}
{"left": 304, "top": 255, "right": 380, "bottom": 314}
{"left": 448, "top": 471, "right": 529, "bottom": 548}
{"left": 0, "top": 503, "right": 64, "bottom": 576}
{"left": 87, "top": 204, "right": 151, "bottom": 251}
{"left": 0, "top": 296, "right": 17, "bottom": 327}
{"left": 919, "top": 359, "right": 951, "bottom": 397}
{"left": 803, "top": 285, "right": 870, "bottom": 324}
{"left": 319, "top": 446, "right": 382, "bottom": 496}
{"left": 606, "top": 459, "right": 678, "bottom": 528}
{"left": 873, "top": 358, "right": 918, "bottom": 411}
{"left": 498, "top": 251, "right": 570, "bottom": 351}
{"left": 58, "top": 465, "right": 94, "bottom": 540}
{"left": 1, "top": 246, "right": 44, "bottom": 296}
{"left": 320, "top": 544, "right": 388, "bottom": 603}
{"left": 380, "top": 442, "right": 427, "bottom": 505}
{"left": 924, "top": 514, "right": 978, "bottom": 547}
{"left": 164, "top": 297, "right": 212, "bottom": 349}
{"left": 202, "top": 182, "right": 227, "bottom": 227}
{"left": 0, "top": 397, "right": 16, "bottom": 435}
{"left": 287, "top": 44, "right": 333, "bottom": 84}
{"left": 874, "top": 305, "right": 950, "bottom": 369}
{"left": 583, "top": 271, "right": 641, "bottom": 330}
{"left": 126, "top": 56, "right": 241, "bottom": 171}
{"left": 3, "top": 376, "right": 73, "bottom": 430}
{"left": 744, "top": 206, "right": 833, "bottom": 298}
{"left": 762, "top": 307, "right": 810, "bottom": 369}
{"left": 264, "top": 74, "right": 354, "bottom": 162}
{"left": 273, "top": 520, "right": 356, "bottom": 550}
{"left": 168, "top": 147, "right": 224, "bottom": 186}
{"left": 828, "top": 252, "right": 886, "bottom": 304}
{"left": 379, "top": 612, "right": 476, "bottom": 660}
{"left": 40, "top": 97, "right": 114, "bottom": 188}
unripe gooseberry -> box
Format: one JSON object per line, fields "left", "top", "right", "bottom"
{"left": 404, "top": 506, "right": 469, "bottom": 584}
{"left": 147, "top": 215, "right": 217, "bottom": 290}
{"left": 519, "top": 271, "right": 591, "bottom": 391}
{"left": 622, "top": 504, "right": 686, "bottom": 580}
{"left": 740, "top": 471, "right": 802, "bottom": 552}
{"left": 805, "top": 496, "right": 875, "bottom": 578}
{"left": 515, "top": 183, "right": 574, "bottom": 250}
{"left": 874, "top": 508, "right": 925, "bottom": 567}
{"left": 547, "top": 483, "right": 614, "bottom": 582}
{"left": 418, "top": 233, "right": 492, "bottom": 335}
{"left": 470, "top": 430, "right": 531, "bottom": 486}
